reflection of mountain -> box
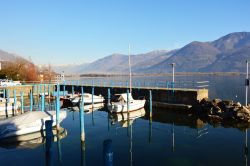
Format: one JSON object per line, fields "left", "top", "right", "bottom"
{"left": 144, "top": 108, "right": 205, "bottom": 129}
{"left": 110, "top": 108, "right": 146, "bottom": 127}
{"left": 0, "top": 128, "right": 67, "bottom": 149}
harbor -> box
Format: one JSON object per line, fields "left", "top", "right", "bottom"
{"left": 0, "top": 75, "right": 249, "bottom": 166}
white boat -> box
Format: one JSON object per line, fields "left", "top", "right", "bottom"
{"left": 0, "top": 79, "right": 21, "bottom": 86}
{"left": 110, "top": 108, "right": 146, "bottom": 127}
{"left": 0, "top": 111, "right": 67, "bottom": 139}
{"left": 108, "top": 93, "right": 146, "bottom": 113}
{"left": 69, "top": 93, "right": 104, "bottom": 105}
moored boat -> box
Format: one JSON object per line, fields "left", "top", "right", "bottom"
{"left": 0, "top": 111, "right": 67, "bottom": 139}
{"left": 108, "top": 93, "right": 146, "bottom": 113}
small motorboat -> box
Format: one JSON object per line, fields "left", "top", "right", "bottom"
{"left": 69, "top": 93, "right": 105, "bottom": 106}
{"left": 0, "top": 111, "right": 67, "bottom": 139}
{"left": 108, "top": 93, "right": 146, "bottom": 113}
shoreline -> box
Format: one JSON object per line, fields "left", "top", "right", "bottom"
{"left": 64, "top": 72, "right": 244, "bottom": 78}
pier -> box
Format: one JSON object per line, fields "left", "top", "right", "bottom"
{"left": 0, "top": 82, "right": 208, "bottom": 108}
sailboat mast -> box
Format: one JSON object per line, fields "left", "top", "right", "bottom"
{"left": 129, "top": 44, "right": 132, "bottom": 93}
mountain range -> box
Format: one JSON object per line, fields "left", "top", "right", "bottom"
{"left": 1, "top": 32, "right": 250, "bottom": 74}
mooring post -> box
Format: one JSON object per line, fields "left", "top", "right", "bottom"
{"left": 81, "top": 141, "right": 86, "bottom": 166}
{"left": 13, "top": 89, "right": 16, "bottom": 115}
{"left": 56, "top": 83, "right": 60, "bottom": 130}
{"left": 30, "top": 89, "right": 33, "bottom": 112}
{"left": 108, "top": 88, "right": 111, "bottom": 105}
{"left": 149, "top": 116, "right": 152, "bottom": 143}
{"left": 42, "top": 94, "right": 45, "bottom": 112}
{"left": 127, "top": 89, "right": 130, "bottom": 112}
{"left": 149, "top": 90, "right": 152, "bottom": 118}
{"left": 80, "top": 86, "right": 85, "bottom": 142}
{"left": 20, "top": 91, "right": 24, "bottom": 114}
{"left": 3, "top": 89, "right": 6, "bottom": 99}
{"left": 45, "top": 120, "right": 53, "bottom": 166}
{"left": 92, "top": 86, "right": 94, "bottom": 109}
{"left": 103, "top": 139, "right": 113, "bottom": 166}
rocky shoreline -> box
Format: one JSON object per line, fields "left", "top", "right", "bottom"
{"left": 190, "top": 98, "right": 250, "bottom": 129}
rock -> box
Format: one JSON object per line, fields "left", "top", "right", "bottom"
{"left": 235, "top": 102, "right": 242, "bottom": 107}
{"left": 217, "top": 101, "right": 226, "bottom": 111}
{"left": 223, "top": 100, "right": 233, "bottom": 106}
{"left": 200, "top": 98, "right": 209, "bottom": 105}
{"left": 239, "top": 106, "right": 250, "bottom": 114}
{"left": 212, "top": 99, "right": 222, "bottom": 105}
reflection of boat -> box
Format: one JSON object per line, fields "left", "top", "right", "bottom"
{"left": 110, "top": 108, "right": 146, "bottom": 127}
{"left": 108, "top": 93, "right": 146, "bottom": 113}
{"left": 70, "top": 103, "right": 104, "bottom": 113}
{"left": 0, "top": 111, "right": 67, "bottom": 139}
{"left": 0, "top": 127, "right": 67, "bottom": 149}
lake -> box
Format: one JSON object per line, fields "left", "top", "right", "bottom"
{"left": 0, "top": 75, "right": 249, "bottom": 166}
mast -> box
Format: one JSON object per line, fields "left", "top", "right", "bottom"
{"left": 128, "top": 44, "right": 132, "bottom": 93}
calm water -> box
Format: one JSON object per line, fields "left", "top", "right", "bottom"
{"left": 0, "top": 75, "right": 249, "bottom": 166}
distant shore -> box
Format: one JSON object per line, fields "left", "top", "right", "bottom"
{"left": 64, "top": 72, "right": 244, "bottom": 77}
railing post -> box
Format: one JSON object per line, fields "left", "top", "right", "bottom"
{"left": 20, "top": 91, "right": 24, "bottom": 114}
{"left": 30, "top": 89, "right": 33, "bottom": 112}
{"left": 13, "top": 89, "right": 16, "bottom": 115}
{"left": 42, "top": 94, "right": 45, "bottom": 112}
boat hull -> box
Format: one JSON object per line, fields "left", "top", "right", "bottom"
{"left": 0, "top": 111, "right": 67, "bottom": 139}
{"left": 109, "top": 100, "right": 146, "bottom": 113}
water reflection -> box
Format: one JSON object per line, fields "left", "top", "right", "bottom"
{"left": 0, "top": 128, "right": 67, "bottom": 149}
{"left": 109, "top": 108, "right": 146, "bottom": 166}
{"left": 110, "top": 108, "right": 146, "bottom": 127}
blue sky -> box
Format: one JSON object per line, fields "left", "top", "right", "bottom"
{"left": 0, "top": 0, "right": 250, "bottom": 65}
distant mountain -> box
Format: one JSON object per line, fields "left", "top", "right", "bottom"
{"left": 146, "top": 42, "right": 220, "bottom": 73}
{"left": 146, "top": 32, "right": 250, "bottom": 73}
{"left": 211, "top": 32, "right": 250, "bottom": 52}
{"left": 201, "top": 45, "right": 250, "bottom": 72}
{"left": 52, "top": 63, "right": 89, "bottom": 75}
{"left": 81, "top": 50, "right": 174, "bottom": 74}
